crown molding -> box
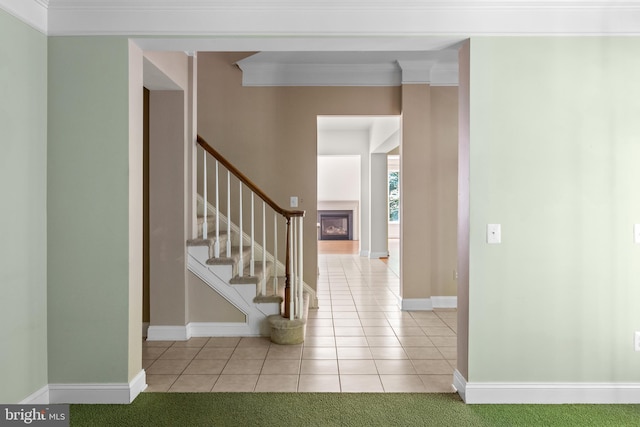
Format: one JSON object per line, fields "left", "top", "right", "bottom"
{"left": 0, "top": 0, "right": 47, "bottom": 33}
{"left": 45, "top": 1, "right": 640, "bottom": 36}
{"left": 237, "top": 62, "right": 402, "bottom": 87}
{"left": 4, "top": 1, "right": 640, "bottom": 37}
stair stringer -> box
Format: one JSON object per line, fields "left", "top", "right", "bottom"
{"left": 197, "top": 194, "right": 318, "bottom": 308}
{"left": 187, "top": 247, "right": 280, "bottom": 337}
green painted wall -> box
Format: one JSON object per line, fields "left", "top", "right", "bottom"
{"left": 468, "top": 37, "right": 640, "bottom": 383}
{"left": 48, "top": 37, "right": 131, "bottom": 383}
{"left": 0, "top": 9, "right": 48, "bottom": 403}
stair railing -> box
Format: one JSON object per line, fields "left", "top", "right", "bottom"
{"left": 196, "top": 135, "right": 306, "bottom": 320}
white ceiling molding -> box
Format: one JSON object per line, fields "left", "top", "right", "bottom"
{"left": 398, "top": 60, "right": 437, "bottom": 84}
{"left": 0, "top": 0, "right": 48, "bottom": 33}
{"left": 237, "top": 62, "right": 401, "bottom": 87}
{"left": 44, "top": 1, "right": 640, "bottom": 36}
{"left": 237, "top": 51, "right": 459, "bottom": 87}
{"left": 431, "top": 63, "right": 459, "bottom": 86}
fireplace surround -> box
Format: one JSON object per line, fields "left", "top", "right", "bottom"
{"left": 318, "top": 210, "right": 353, "bottom": 240}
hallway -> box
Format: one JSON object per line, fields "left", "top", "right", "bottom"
{"left": 143, "top": 241, "right": 457, "bottom": 392}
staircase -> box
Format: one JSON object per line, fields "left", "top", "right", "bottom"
{"left": 179, "top": 135, "right": 310, "bottom": 341}
{"left": 186, "top": 210, "right": 284, "bottom": 337}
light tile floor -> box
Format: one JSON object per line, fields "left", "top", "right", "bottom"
{"left": 144, "top": 244, "right": 457, "bottom": 392}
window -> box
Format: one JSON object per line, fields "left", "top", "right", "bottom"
{"left": 388, "top": 170, "right": 399, "bottom": 222}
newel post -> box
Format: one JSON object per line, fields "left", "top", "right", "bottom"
{"left": 283, "top": 215, "right": 292, "bottom": 319}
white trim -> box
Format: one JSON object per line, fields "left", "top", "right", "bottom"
{"left": 463, "top": 381, "right": 640, "bottom": 404}
{"left": 369, "top": 251, "right": 389, "bottom": 259}
{"left": 145, "top": 322, "right": 263, "bottom": 340}
{"left": 19, "top": 385, "right": 50, "bottom": 405}
{"left": 128, "top": 370, "right": 148, "bottom": 402}
{"left": 400, "top": 296, "right": 457, "bottom": 310}
{"left": 142, "top": 321, "right": 149, "bottom": 338}
{"left": 359, "top": 250, "right": 369, "bottom": 257}
{"left": 400, "top": 297, "right": 433, "bottom": 311}
{"left": 453, "top": 369, "right": 467, "bottom": 402}
{"left": 49, "top": 370, "right": 147, "bottom": 404}
{"left": 189, "top": 322, "right": 260, "bottom": 337}
{"left": 238, "top": 62, "right": 401, "bottom": 87}
{"left": 0, "top": 0, "right": 48, "bottom": 33}
{"left": 46, "top": 1, "right": 640, "bottom": 37}
{"left": 432, "top": 296, "right": 457, "bottom": 308}
{"left": 146, "top": 325, "right": 189, "bottom": 341}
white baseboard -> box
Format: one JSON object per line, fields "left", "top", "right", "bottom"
{"left": 129, "top": 370, "right": 148, "bottom": 402}
{"left": 369, "top": 251, "right": 389, "bottom": 259}
{"left": 401, "top": 298, "right": 433, "bottom": 311}
{"left": 453, "top": 369, "right": 467, "bottom": 402}
{"left": 189, "top": 322, "right": 257, "bottom": 337}
{"left": 146, "top": 322, "right": 262, "bottom": 341}
{"left": 19, "top": 385, "right": 50, "bottom": 404}
{"left": 400, "top": 296, "right": 457, "bottom": 311}
{"left": 432, "top": 296, "right": 457, "bottom": 308}
{"left": 142, "top": 322, "right": 149, "bottom": 338}
{"left": 146, "top": 325, "right": 189, "bottom": 341}
{"left": 360, "top": 250, "right": 369, "bottom": 257}
{"left": 462, "top": 380, "right": 640, "bottom": 404}
{"left": 49, "top": 370, "right": 147, "bottom": 404}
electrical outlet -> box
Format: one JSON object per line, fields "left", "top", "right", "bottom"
{"left": 635, "top": 331, "right": 640, "bottom": 351}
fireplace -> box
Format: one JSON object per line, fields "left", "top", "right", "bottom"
{"left": 318, "top": 210, "right": 353, "bottom": 240}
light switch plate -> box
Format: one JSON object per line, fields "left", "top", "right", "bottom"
{"left": 290, "top": 196, "right": 298, "bottom": 208}
{"left": 487, "top": 224, "right": 501, "bottom": 244}
{"left": 635, "top": 331, "right": 640, "bottom": 351}
{"left": 634, "top": 224, "right": 640, "bottom": 244}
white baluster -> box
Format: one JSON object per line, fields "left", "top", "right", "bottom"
{"left": 289, "top": 217, "right": 294, "bottom": 321}
{"left": 239, "top": 183, "right": 243, "bottom": 277}
{"left": 273, "top": 214, "right": 278, "bottom": 295}
{"left": 202, "top": 149, "right": 207, "bottom": 239}
{"left": 262, "top": 201, "right": 266, "bottom": 297}
{"left": 292, "top": 219, "right": 297, "bottom": 318}
{"left": 214, "top": 160, "right": 220, "bottom": 258}
{"left": 298, "top": 216, "right": 304, "bottom": 319}
{"left": 226, "top": 171, "right": 231, "bottom": 257}
{"left": 250, "top": 193, "right": 255, "bottom": 277}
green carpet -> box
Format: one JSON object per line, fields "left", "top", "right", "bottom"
{"left": 70, "top": 393, "right": 640, "bottom": 426}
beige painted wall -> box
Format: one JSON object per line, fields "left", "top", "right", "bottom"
{"left": 432, "top": 86, "right": 459, "bottom": 297}
{"left": 148, "top": 90, "right": 188, "bottom": 326}
{"left": 188, "top": 272, "right": 246, "bottom": 322}
{"left": 400, "top": 84, "right": 433, "bottom": 301}
{"left": 400, "top": 84, "right": 458, "bottom": 304}
{"left": 197, "top": 52, "right": 401, "bottom": 291}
